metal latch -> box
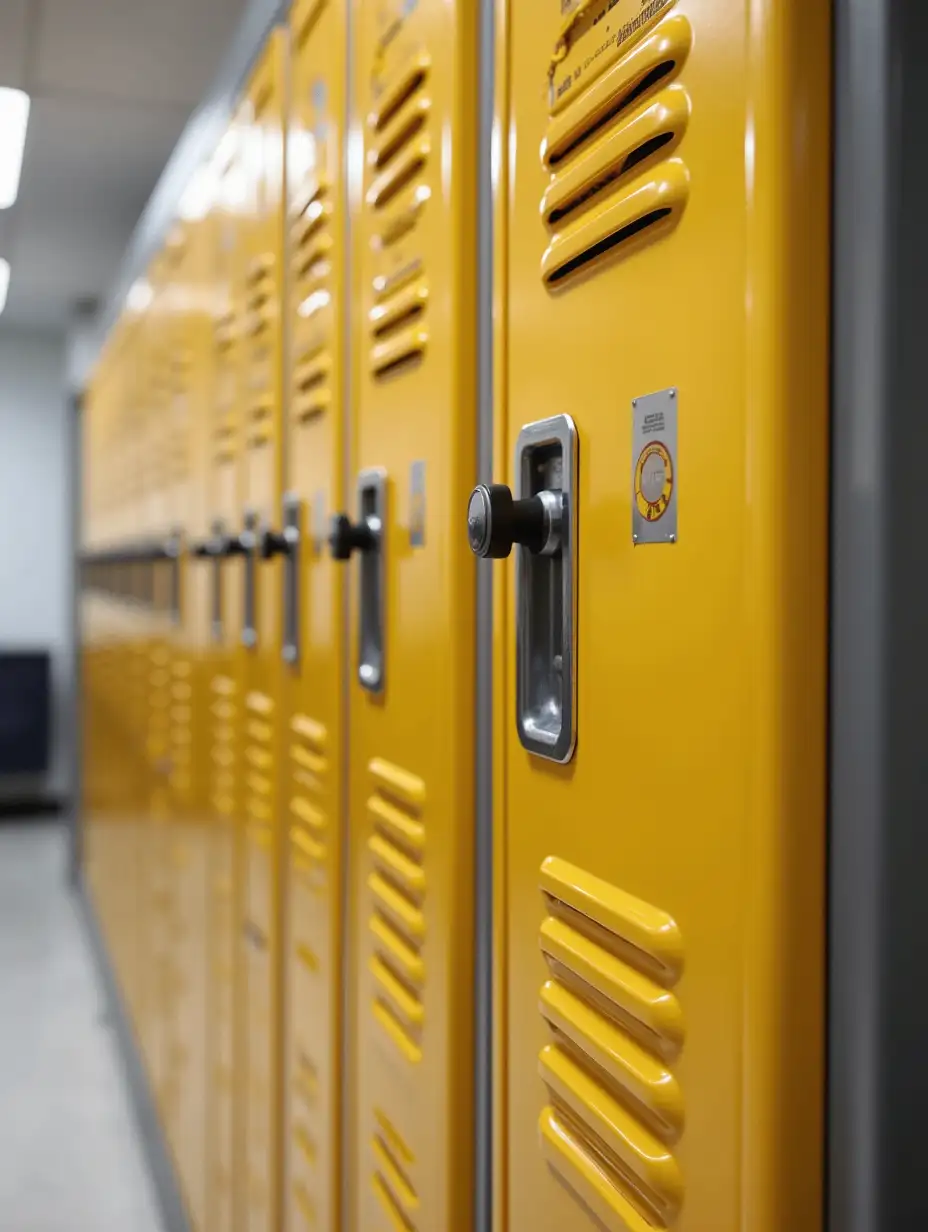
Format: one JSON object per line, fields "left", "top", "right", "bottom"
{"left": 467, "top": 414, "right": 578, "bottom": 763}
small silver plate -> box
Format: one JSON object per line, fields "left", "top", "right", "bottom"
{"left": 632, "top": 388, "right": 678, "bottom": 545}
{"left": 409, "top": 460, "right": 426, "bottom": 547}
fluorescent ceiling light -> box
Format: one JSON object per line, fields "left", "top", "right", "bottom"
{"left": 0, "top": 260, "right": 9, "bottom": 314}
{"left": 0, "top": 89, "right": 31, "bottom": 209}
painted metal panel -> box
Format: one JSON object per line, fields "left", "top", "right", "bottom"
{"left": 347, "top": 1, "right": 478, "bottom": 1228}
{"left": 283, "top": 1, "right": 348, "bottom": 1230}
{"left": 494, "top": 3, "right": 830, "bottom": 1230}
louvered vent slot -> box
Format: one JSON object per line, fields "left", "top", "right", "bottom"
{"left": 367, "top": 50, "right": 432, "bottom": 321}
{"left": 169, "top": 658, "right": 193, "bottom": 798}
{"left": 209, "top": 676, "right": 237, "bottom": 816}
{"left": 244, "top": 254, "right": 275, "bottom": 444}
{"left": 366, "top": 64, "right": 431, "bottom": 387}
{"left": 289, "top": 713, "right": 328, "bottom": 889}
{"left": 371, "top": 1108, "right": 418, "bottom": 1232}
{"left": 213, "top": 310, "right": 238, "bottom": 461}
{"left": 291, "top": 176, "right": 334, "bottom": 425}
{"left": 367, "top": 757, "right": 426, "bottom": 1064}
{"left": 537, "top": 856, "right": 685, "bottom": 1231}
{"left": 244, "top": 690, "right": 274, "bottom": 835}
{"left": 541, "top": 14, "right": 692, "bottom": 289}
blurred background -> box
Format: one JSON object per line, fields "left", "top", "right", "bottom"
{"left": 0, "top": 0, "right": 250, "bottom": 814}
{"left": 0, "top": 5, "right": 250, "bottom": 1229}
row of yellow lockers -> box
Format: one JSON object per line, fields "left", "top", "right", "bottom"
{"left": 80, "top": 2, "right": 832, "bottom": 1231}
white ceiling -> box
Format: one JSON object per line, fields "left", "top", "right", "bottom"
{"left": 0, "top": 0, "right": 249, "bottom": 330}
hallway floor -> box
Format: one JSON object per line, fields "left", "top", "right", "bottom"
{"left": 0, "top": 820, "right": 163, "bottom": 1231}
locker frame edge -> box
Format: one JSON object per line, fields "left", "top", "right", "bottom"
{"left": 829, "top": 0, "right": 928, "bottom": 1227}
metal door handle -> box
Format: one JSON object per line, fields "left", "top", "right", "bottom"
{"left": 330, "top": 469, "right": 387, "bottom": 693}
{"left": 466, "top": 415, "right": 578, "bottom": 763}
{"left": 238, "top": 513, "right": 259, "bottom": 649}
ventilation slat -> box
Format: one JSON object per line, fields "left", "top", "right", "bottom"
{"left": 540, "top": 979, "right": 683, "bottom": 1136}
{"left": 291, "top": 196, "right": 331, "bottom": 247}
{"left": 368, "top": 872, "right": 425, "bottom": 941}
{"left": 369, "top": 956, "right": 424, "bottom": 1028}
{"left": 372, "top": 1001, "right": 422, "bottom": 1068}
{"left": 540, "top": 856, "right": 684, "bottom": 977}
{"left": 367, "top": 138, "right": 430, "bottom": 213}
{"left": 368, "top": 50, "right": 430, "bottom": 133}
{"left": 291, "top": 795, "right": 325, "bottom": 832}
{"left": 539, "top": 1108, "right": 655, "bottom": 1232}
{"left": 369, "top": 94, "right": 431, "bottom": 171}
{"left": 547, "top": 9, "right": 691, "bottom": 135}
{"left": 372, "top": 1137, "right": 419, "bottom": 1213}
{"left": 370, "top": 326, "right": 427, "bottom": 378}
{"left": 540, "top": 1047, "right": 682, "bottom": 1224}
{"left": 541, "top": 160, "right": 688, "bottom": 288}
{"left": 540, "top": 917, "right": 683, "bottom": 1054}
{"left": 368, "top": 794, "right": 425, "bottom": 853}
{"left": 369, "top": 914, "right": 425, "bottom": 985}
{"left": 291, "top": 742, "right": 327, "bottom": 776}
{"left": 295, "top": 353, "right": 331, "bottom": 390}
{"left": 291, "top": 826, "right": 325, "bottom": 866}
{"left": 542, "top": 86, "right": 689, "bottom": 227}
{"left": 293, "top": 389, "right": 331, "bottom": 421}
{"left": 538, "top": 858, "right": 685, "bottom": 1228}
{"left": 369, "top": 281, "right": 428, "bottom": 339}
{"left": 372, "top": 258, "right": 423, "bottom": 302}
{"left": 372, "top": 185, "right": 429, "bottom": 249}
{"left": 369, "top": 834, "right": 425, "bottom": 897}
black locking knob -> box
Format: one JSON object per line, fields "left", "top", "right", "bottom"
{"left": 467, "top": 483, "right": 559, "bottom": 559}
{"left": 224, "top": 527, "right": 256, "bottom": 557}
{"left": 328, "top": 513, "right": 376, "bottom": 561}
{"left": 258, "top": 529, "right": 291, "bottom": 560}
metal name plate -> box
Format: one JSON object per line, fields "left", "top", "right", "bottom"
{"left": 632, "top": 387, "right": 678, "bottom": 545}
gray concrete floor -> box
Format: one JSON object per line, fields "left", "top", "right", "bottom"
{"left": 0, "top": 820, "right": 163, "bottom": 1231}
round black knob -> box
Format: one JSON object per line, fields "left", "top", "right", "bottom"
{"left": 467, "top": 483, "right": 551, "bottom": 559}
{"left": 259, "top": 529, "right": 290, "bottom": 560}
{"left": 329, "top": 513, "right": 376, "bottom": 561}
{"left": 224, "top": 528, "right": 256, "bottom": 557}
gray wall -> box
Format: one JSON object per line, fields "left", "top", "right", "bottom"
{"left": 0, "top": 326, "right": 71, "bottom": 800}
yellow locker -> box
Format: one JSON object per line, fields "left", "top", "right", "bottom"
{"left": 344, "top": 2, "right": 478, "bottom": 1229}
{"left": 164, "top": 207, "right": 214, "bottom": 1232}
{"left": 204, "top": 114, "right": 247, "bottom": 1232}
{"left": 488, "top": 3, "right": 830, "bottom": 1231}
{"left": 238, "top": 30, "right": 287, "bottom": 1232}
{"left": 282, "top": 1, "right": 348, "bottom": 1228}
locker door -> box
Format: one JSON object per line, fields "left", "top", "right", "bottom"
{"left": 491, "top": 4, "right": 830, "bottom": 1232}
{"left": 283, "top": 2, "right": 347, "bottom": 1229}
{"left": 206, "top": 116, "right": 247, "bottom": 1232}
{"left": 346, "top": 3, "right": 477, "bottom": 1230}
{"left": 239, "top": 31, "right": 287, "bottom": 1232}
{"left": 167, "top": 209, "right": 213, "bottom": 1232}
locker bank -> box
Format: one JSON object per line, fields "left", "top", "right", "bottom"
{"left": 72, "top": 0, "right": 928, "bottom": 1231}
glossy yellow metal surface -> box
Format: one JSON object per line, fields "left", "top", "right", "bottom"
{"left": 348, "top": 1, "right": 477, "bottom": 1228}
{"left": 163, "top": 210, "right": 214, "bottom": 1232}
{"left": 238, "top": 30, "right": 287, "bottom": 1232}
{"left": 206, "top": 111, "right": 247, "bottom": 1232}
{"left": 494, "top": 3, "right": 829, "bottom": 1231}
{"left": 283, "top": 1, "right": 347, "bottom": 1229}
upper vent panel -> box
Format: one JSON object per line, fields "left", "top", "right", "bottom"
{"left": 541, "top": 12, "right": 693, "bottom": 290}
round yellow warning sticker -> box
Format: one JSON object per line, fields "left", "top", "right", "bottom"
{"left": 634, "top": 440, "right": 673, "bottom": 523}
